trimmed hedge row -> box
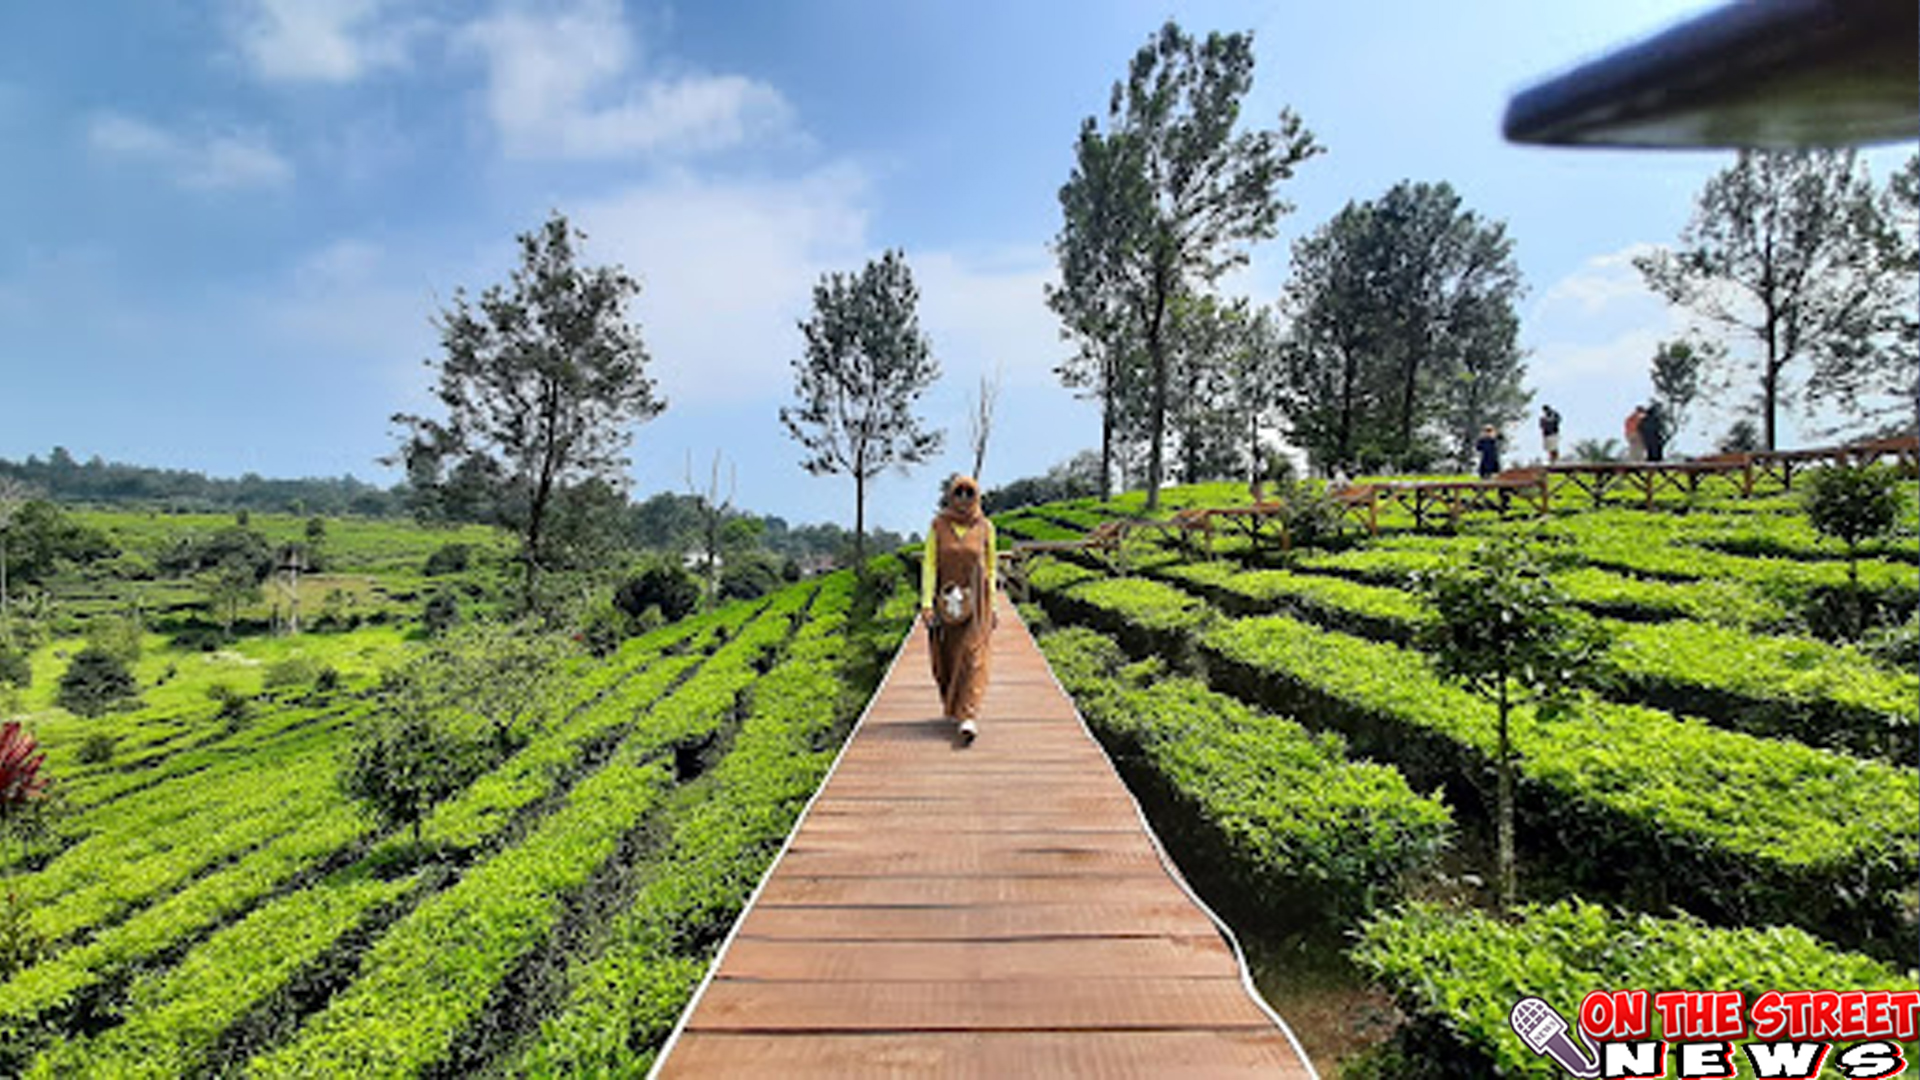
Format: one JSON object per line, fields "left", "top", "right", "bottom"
{"left": 1353, "top": 900, "right": 1914, "bottom": 1079}
{"left": 1144, "top": 558, "right": 1916, "bottom": 761}
{"left": 27, "top": 868, "right": 417, "bottom": 1079}
{"left": 1606, "top": 618, "right": 1917, "bottom": 762}
{"left": 0, "top": 801, "right": 370, "bottom": 1047}
{"left": 17, "top": 587, "right": 794, "bottom": 1077}
{"left": 244, "top": 588, "right": 819, "bottom": 1076}
{"left": 1198, "top": 614, "right": 1919, "bottom": 959}
{"left": 16, "top": 716, "right": 360, "bottom": 945}
{"left": 511, "top": 568, "right": 913, "bottom": 1075}
{"left": 1037, "top": 626, "right": 1451, "bottom": 925}
{"left": 1025, "top": 565, "right": 1918, "bottom": 958}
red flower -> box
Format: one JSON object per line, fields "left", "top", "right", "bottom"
{"left": 0, "top": 721, "right": 47, "bottom": 810}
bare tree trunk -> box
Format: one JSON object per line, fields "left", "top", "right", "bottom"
{"left": 1100, "top": 391, "right": 1115, "bottom": 501}
{"left": 854, "top": 472, "right": 867, "bottom": 567}
{"left": 1146, "top": 282, "right": 1169, "bottom": 511}
{"left": 1497, "top": 680, "right": 1516, "bottom": 910}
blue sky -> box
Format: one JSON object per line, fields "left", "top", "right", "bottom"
{"left": 1, "top": 2, "right": 1907, "bottom": 535}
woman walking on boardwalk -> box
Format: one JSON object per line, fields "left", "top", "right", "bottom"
{"left": 921, "top": 475, "right": 996, "bottom": 746}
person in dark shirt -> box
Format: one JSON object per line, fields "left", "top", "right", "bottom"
{"left": 1642, "top": 402, "right": 1667, "bottom": 463}
{"left": 1475, "top": 424, "right": 1502, "bottom": 479}
{"left": 1539, "top": 405, "right": 1561, "bottom": 464}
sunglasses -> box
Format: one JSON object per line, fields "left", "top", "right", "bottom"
{"left": 953, "top": 488, "right": 977, "bottom": 499}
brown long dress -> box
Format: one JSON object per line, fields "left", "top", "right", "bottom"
{"left": 928, "top": 517, "right": 994, "bottom": 722}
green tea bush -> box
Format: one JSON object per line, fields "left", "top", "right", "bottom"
{"left": 75, "top": 734, "right": 115, "bottom": 765}
{"left": 1353, "top": 900, "right": 1911, "bottom": 1079}
{"left": 1040, "top": 626, "right": 1451, "bottom": 925}
{"left": 261, "top": 656, "right": 320, "bottom": 690}
{"left": 423, "top": 542, "right": 473, "bottom": 576}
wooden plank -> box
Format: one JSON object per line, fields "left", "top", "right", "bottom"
{"left": 734, "top": 900, "right": 1218, "bottom": 942}
{"left": 665, "top": 1030, "right": 1314, "bottom": 1077}
{"left": 758, "top": 872, "right": 1176, "bottom": 907}
{"left": 685, "top": 977, "right": 1275, "bottom": 1032}
{"left": 716, "top": 935, "right": 1236, "bottom": 982}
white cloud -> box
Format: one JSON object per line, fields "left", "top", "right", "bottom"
{"left": 455, "top": 0, "right": 795, "bottom": 159}
{"left": 914, "top": 247, "right": 1065, "bottom": 391}
{"left": 229, "top": 0, "right": 415, "bottom": 83}
{"left": 87, "top": 112, "right": 292, "bottom": 190}
{"left": 1538, "top": 242, "right": 1665, "bottom": 317}
{"left": 568, "top": 165, "right": 872, "bottom": 405}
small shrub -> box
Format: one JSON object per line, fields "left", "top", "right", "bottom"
{"left": 76, "top": 733, "right": 116, "bottom": 765}
{"left": 206, "top": 682, "right": 254, "bottom": 729}
{"left": 577, "top": 596, "right": 632, "bottom": 658}
{"left": 1803, "top": 462, "right": 1904, "bottom": 636}
{"left": 0, "top": 890, "right": 42, "bottom": 980}
{"left": 0, "top": 648, "right": 29, "bottom": 691}
{"left": 340, "top": 707, "right": 483, "bottom": 846}
{"left": 423, "top": 593, "right": 460, "bottom": 635}
{"left": 423, "top": 543, "right": 473, "bottom": 576}
{"left": 313, "top": 665, "right": 342, "bottom": 695}
{"left": 263, "top": 656, "right": 320, "bottom": 690}
{"left": 1863, "top": 613, "right": 1919, "bottom": 669}
{"left": 614, "top": 564, "right": 701, "bottom": 624}
{"left": 85, "top": 614, "right": 144, "bottom": 665}
{"left": 56, "top": 646, "right": 139, "bottom": 718}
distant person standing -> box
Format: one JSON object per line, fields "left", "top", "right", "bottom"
{"left": 1642, "top": 402, "right": 1667, "bottom": 463}
{"left": 1538, "top": 405, "right": 1562, "bottom": 464}
{"left": 1624, "top": 405, "right": 1647, "bottom": 463}
{"left": 1475, "top": 425, "right": 1502, "bottom": 479}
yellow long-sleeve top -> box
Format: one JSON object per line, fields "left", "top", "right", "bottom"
{"left": 921, "top": 520, "right": 995, "bottom": 611}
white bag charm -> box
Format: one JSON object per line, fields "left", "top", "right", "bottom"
{"left": 941, "top": 583, "right": 972, "bottom": 624}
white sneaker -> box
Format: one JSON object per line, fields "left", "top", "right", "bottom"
{"left": 957, "top": 719, "right": 978, "bottom": 745}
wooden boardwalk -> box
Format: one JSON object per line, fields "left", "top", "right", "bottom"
{"left": 655, "top": 595, "right": 1316, "bottom": 1077}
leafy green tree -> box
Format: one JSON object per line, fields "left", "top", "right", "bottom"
{"left": 1048, "top": 119, "right": 1145, "bottom": 499}
{"left": 343, "top": 624, "right": 563, "bottom": 845}
{"left": 1166, "top": 294, "right": 1271, "bottom": 483}
{"left": 613, "top": 563, "right": 701, "bottom": 625}
{"left": 57, "top": 646, "right": 139, "bottom": 718}
{"left": 719, "top": 553, "right": 781, "bottom": 602}
{"left": 0, "top": 500, "right": 113, "bottom": 593}
{"left": 84, "top": 613, "right": 143, "bottom": 665}
{"left": 422, "top": 592, "right": 460, "bottom": 636}
{"left": 1055, "top": 20, "right": 1320, "bottom": 509}
{"left": 391, "top": 211, "right": 665, "bottom": 609}
{"left": 0, "top": 478, "right": 30, "bottom": 639}
{"left": 340, "top": 707, "right": 476, "bottom": 848}
{"left": 1635, "top": 150, "right": 1907, "bottom": 449}
{"left": 1280, "top": 181, "right": 1526, "bottom": 473}
{"left": 1802, "top": 463, "right": 1904, "bottom": 635}
{"left": 1278, "top": 203, "right": 1389, "bottom": 473}
{"left": 1649, "top": 339, "right": 1714, "bottom": 448}
{"left": 201, "top": 556, "right": 265, "bottom": 637}
{"left": 1415, "top": 541, "right": 1607, "bottom": 909}
{"left": 303, "top": 516, "right": 328, "bottom": 571}
{"left": 415, "top": 622, "right": 566, "bottom": 754}
{"left": 780, "top": 249, "right": 943, "bottom": 564}
{"left": 1719, "top": 418, "right": 1762, "bottom": 454}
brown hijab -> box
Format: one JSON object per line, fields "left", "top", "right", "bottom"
{"left": 939, "top": 474, "right": 985, "bottom": 528}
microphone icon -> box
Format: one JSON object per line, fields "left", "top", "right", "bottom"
{"left": 1510, "top": 997, "right": 1601, "bottom": 1078}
